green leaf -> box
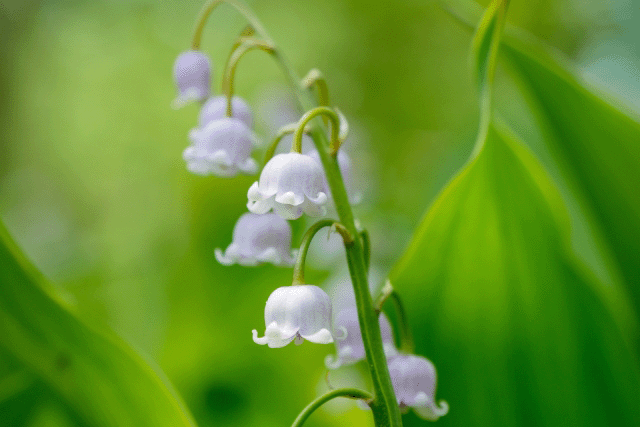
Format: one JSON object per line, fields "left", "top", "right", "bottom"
{"left": 0, "top": 222, "right": 197, "bottom": 427}
{"left": 445, "top": 0, "right": 640, "bottom": 332}
{"left": 391, "top": 121, "right": 640, "bottom": 426}
{"left": 500, "top": 39, "right": 640, "bottom": 322}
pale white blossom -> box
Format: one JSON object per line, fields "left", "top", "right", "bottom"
{"left": 247, "top": 153, "right": 327, "bottom": 219}
{"left": 388, "top": 354, "right": 449, "bottom": 420}
{"left": 252, "top": 285, "right": 337, "bottom": 348}
{"left": 172, "top": 51, "right": 211, "bottom": 107}
{"left": 198, "top": 95, "right": 253, "bottom": 129}
{"left": 183, "top": 117, "right": 258, "bottom": 177}
{"left": 215, "top": 213, "right": 296, "bottom": 266}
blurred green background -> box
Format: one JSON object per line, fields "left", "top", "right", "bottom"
{"left": 1, "top": 0, "right": 639, "bottom": 426}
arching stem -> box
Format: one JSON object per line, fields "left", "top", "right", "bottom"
{"left": 291, "top": 388, "right": 373, "bottom": 427}
{"left": 302, "top": 69, "right": 330, "bottom": 124}
{"left": 223, "top": 39, "right": 274, "bottom": 117}
{"left": 220, "top": 25, "right": 256, "bottom": 95}
{"left": 191, "top": 0, "right": 272, "bottom": 49}
{"left": 292, "top": 220, "right": 353, "bottom": 286}
{"left": 292, "top": 106, "right": 341, "bottom": 154}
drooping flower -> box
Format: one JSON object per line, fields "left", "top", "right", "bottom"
{"left": 198, "top": 95, "right": 253, "bottom": 129}
{"left": 325, "top": 307, "right": 397, "bottom": 369}
{"left": 172, "top": 51, "right": 211, "bottom": 107}
{"left": 183, "top": 117, "right": 258, "bottom": 177}
{"left": 247, "top": 152, "right": 328, "bottom": 219}
{"left": 308, "top": 149, "right": 361, "bottom": 204}
{"left": 388, "top": 354, "right": 449, "bottom": 420}
{"left": 253, "top": 285, "right": 337, "bottom": 348}
{"left": 215, "top": 212, "right": 296, "bottom": 266}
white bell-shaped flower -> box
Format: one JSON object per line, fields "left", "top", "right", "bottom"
{"left": 325, "top": 307, "right": 397, "bottom": 369}
{"left": 308, "top": 149, "right": 361, "bottom": 204}
{"left": 183, "top": 117, "right": 258, "bottom": 177}
{"left": 253, "top": 285, "right": 336, "bottom": 348}
{"left": 388, "top": 354, "right": 449, "bottom": 421}
{"left": 173, "top": 51, "right": 211, "bottom": 107}
{"left": 215, "top": 213, "right": 296, "bottom": 266}
{"left": 247, "top": 153, "right": 328, "bottom": 219}
{"left": 198, "top": 95, "right": 253, "bottom": 129}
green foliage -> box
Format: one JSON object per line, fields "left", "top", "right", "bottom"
{"left": 1, "top": 0, "right": 639, "bottom": 426}
{"left": 501, "top": 40, "right": 640, "bottom": 321}
{"left": 391, "top": 119, "right": 640, "bottom": 426}
{"left": 392, "top": 2, "right": 640, "bottom": 426}
{"left": 0, "top": 223, "right": 197, "bottom": 427}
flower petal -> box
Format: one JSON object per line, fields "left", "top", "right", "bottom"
{"left": 275, "top": 191, "right": 304, "bottom": 206}
{"left": 252, "top": 329, "right": 269, "bottom": 345}
{"left": 300, "top": 328, "right": 334, "bottom": 344}
{"left": 247, "top": 197, "right": 274, "bottom": 215}
{"left": 412, "top": 392, "right": 449, "bottom": 421}
{"left": 272, "top": 202, "right": 302, "bottom": 220}
{"left": 301, "top": 197, "right": 328, "bottom": 217}
{"left": 214, "top": 247, "right": 234, "bottom": 266}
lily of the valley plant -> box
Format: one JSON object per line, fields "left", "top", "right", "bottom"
{"left": 172, "top": 1, "right": 454, "bottom": 425}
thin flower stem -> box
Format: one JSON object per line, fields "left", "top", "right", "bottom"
{"left": 191, "top": 0, "right": 272, "bottom": 50}
{"left": 374, "top": 280, "right": 393, "bottom": 313}
{"left": 375, "top": 281, "right": 414, "bottom": 354}
{"left": 220, "top": 26, "right": 256, "bottom": 95}
{"left": 292, "top": 220, "right": 352, "bottom": 286}
{"left": 375, "top": 280, "right": 415, "bottom": 354}
{"left": 291, "top": 388, "right": 373, "bottom": 427}
{"left": 301, "top": 69, "right": 330, "bottom": 122}
{"left": 392, "top": 291, "right": 415, "bottom": 354}
{"left": 292, "top": 106, "right": 341, "bottom": 154}
{"left": 223, "top": 39, "right": 274, "bottom": 117}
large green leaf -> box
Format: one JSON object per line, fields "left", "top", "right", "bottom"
{"left": 391, "top": 121, "right": 640, "bottom": 426}
{"left": 500, "top": 39, "right": 640, "bottom": 319}
{"left": 446, "top": 0, "right": 640, "bottom": 332}
{"left": 0, "top": 222, "right": 197, "bottom": 427}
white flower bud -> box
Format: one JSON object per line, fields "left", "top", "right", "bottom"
{"left": 198, "top": 95, "right": 253, "bottom": 129}
{"left": 173, "top": 51, "right": 211, "bottom": 107}
{"left": 252, "top": 285, "right": 337, "bottom": 348}
{"left": 388, "top": 354, "right": 449, "bottom": 420}
{"left": 247, "top": 153, "right": 328, "bottom": 219}
{"left": 325, "top": 307, "right": 397, "bottom": 369}
{"left": 215, "top": 213, "right": 296, "bottom": 266}
{"left": 183, "top": 117, "right": 258, "bottom": 177}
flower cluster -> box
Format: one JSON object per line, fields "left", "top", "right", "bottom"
{"left": 172, "top": 6, "right": 447, "bottom": 423}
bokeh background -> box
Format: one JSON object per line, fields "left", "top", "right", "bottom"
{"left": 1, "top": 0, "right": 639, "bottom": 426}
